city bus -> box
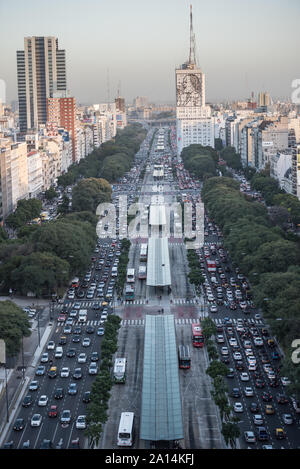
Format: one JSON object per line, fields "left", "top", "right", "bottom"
{"left": 140, "top": 243, "right": 148, "bottom": 262}
{"left": 126, "top": 268, "right": 135, "bottom": 283}
{"left": 117, "top": 412, "right": 135, "bottom": 447}
{"left": 113, "top": 358, "right": 126, "bottom": 383}
{"left": 178, "top": 345, "right": 191, "bottom": 369}
{"left": 125, "top": 284, "right": 135, "bottom": 301}
{"left": 192, "top": 323, "right": 204, "bottom": 348}
{"left": 138, "top": 265, "right": 147, "bottom": 280}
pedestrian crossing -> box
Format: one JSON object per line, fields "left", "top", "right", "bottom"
{"left": 120, "top": 317, "right": 264, "bottom": 327}
{"left": 122, "top": 298, "right": 201, "bottom": 305}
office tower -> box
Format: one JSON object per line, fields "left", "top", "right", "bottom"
{"left": 258, "top": 92, "right": 270, "bottom": 108}
{"left": 17, "top": 36, "right": 67, "bottom": 133}
{"left": 175, "top": 5, "right": 214, "bottom": 156}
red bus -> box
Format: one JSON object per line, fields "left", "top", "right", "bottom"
{"left": 192, "top": 323, "right": 204, "bottom": 348}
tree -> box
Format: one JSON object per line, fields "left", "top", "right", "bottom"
{"left": 222, "top": 422, "right": 240, "bottom": 449}
{"left": 72, "top": 178, "right": 112, "bottom": 213}
{"left": 206, "top": 361, "right": 229, "bottom": 380}
{"left": 0, "top": 301, "right": 31, "bottom": 357}
{"left": 44, "top": 187, "right": 58, "bottom": 201}
{"left": 201, "top": 317, "right": 217, "bottom": 340}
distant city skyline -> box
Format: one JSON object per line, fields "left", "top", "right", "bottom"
{"left": 1, "top": 0, "right": 300, "bottom": 105}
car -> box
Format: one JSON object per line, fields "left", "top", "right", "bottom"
{"left": 275, "top": 428, "right": 286, "bottom": 440}
{"left": 72, "top": 368, "right": 82, "bottom": 380}
{"left": 255, "top": 379, "right": 265, "bottom": 388}
{"left": 60, "top": 367, "right": 70, "bottom": 378}
{"left": 69, "top": 438, "right": 80, "bottom": 449}
{"left": 272, "top": 350, "right": 280, "bottom": 360}
{"left": 63, "top": 325, "right": 72, "bottom": 334}
{"left": 262, "top": 392, "right": 272, "bottom": 402}
{"left": 40, "top": 352, "right": 49, "bottom": 363}
{"left": 235, "top": 361, "right": 244, "bottom": 371}
{"left": 78, "top": 353, "right": 87, "bottom": 363}
{"left": 60, "top": 410, "right": 71, "bottom": 425}
{"left": 233, "top": 352, "right": 242, "bottom": 360}
{"left": 276, "top": 393, "right": 288, "bottom": 405}
{"left": 88, "top": 363, "right": 98, "bottom": 375}
{"left": 82, "top": 391, "right": 91, "bottom": 403}
{"left": 231, "top": 388, "right": 241, "bottom": 398}
{"left": 249, "top": 402, "right": 259, "bottom": 413}
{"left": 68, "top": 383, "right": 78, "bottom": 395}
{"left": 244, "top": 387, "right": 254, "bottom": 397}
{"left": 35, "top": 365, "right": 46, "bottom": 376}
{"left": 240, "top": 372, "right": 249, "bottom": 382}
{"left": 59, "top": 335, "right": 67, "bottom": 345}
{"left": 281, "top": 376, "right": 291, "bottom": 387}
{"left": 31, "top": 414, "right": 42, "bottom": 427}
{"left": 29, "top": 380, "right": 39, "bottom": 391}
{"left": 73, "top": 302, "right": 81, "bottom": 310}
{"left": 265, "top": 404, "right": 275, "bottom": 415}
{"left": 47, "top": 341, "right": 55, "bottom": 350}
{"left": 216, "top": 335, "right": 224, "bottom": 344}
{"left": 73, "top": 325, "right": 82, "bottom": 335}
{"left": 90, "top": 351, "right": 99, "bottom": 362}
{"left": 253, "top": 414, "right": 264, "bottom": 425}
{"left": 66, "top": 348, "right": 76, "bottom": 358}
{"left": 234, "top": 402, "right": 243, "bottom": 413}
{"left": 38, "top": 395, "right": 48, "bottom": 407}
{"left": 13, "top": 418, "right": 25, "bottom": 431}
{"left": 82, "top": 338, "right": 91, "bottom": 347}
{"left": 75, "top": 415, "right": 87, "bottom": 429}
{"left": 92, "top": 302, "right": 100, "bottom": 310}
{"left": 72, "top": 335, "right": 81, "bottom": 343}
{"left": 226, "top": 368, "right": 234, "bottom": 378}
{"left": 100, "top": 312, "right": 108, "bottom": 323}
{"left": 282, "top": 413, "right": 293, "bottom": 425}
{"left": 210, "top": 305, "right": 218, "bottom": 313}
{"left": 58, "top": 314, "right": 67, "bottom": 323}
{"left": 22, "top": 394, "right": 33, "bottom": 407}
{"left": 40, "top": 439, "right": 53, "bottom": 449}
{"left": 244, "top": 431, "right": 256, "bottom": 443}
{"left": 254, "top": 337, "right": 263, "bottom": 346}
{"left": 48, "top": 405, "right": 58, "bottom": 418}
{"left": 86, "top": 325, "right": 95, "bottom": 334}
{"left": 229, "top": 338, "right": 237, "bottom": 347}
{"left": 48, "top": 366, "right": 57, "bottom": 378}
{"left": 54, "top": 387, "right": 64, "bottom": 400}
{"left": 257, "top": 426, "right": 269, "bottom": 441}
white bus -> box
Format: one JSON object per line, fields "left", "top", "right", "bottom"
{"left": 138, "top": 265, "right": 147, "bottom": 280}
{"left": 140, "top": 243, "right": 148, "bottom": 262}
{"left": 117, "top": 412, "right": 135, "bottom": 446}
{"left": 126, "top": 268, "right": 135, "bottom": 283}
{"left": 113, "top": 358, "right": 126, "bottom": 383}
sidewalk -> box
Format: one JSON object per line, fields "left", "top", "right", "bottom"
{"left": 0, "top": 309, "right": 54, "bottom": 447}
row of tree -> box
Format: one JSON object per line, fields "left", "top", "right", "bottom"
{"left": 85, "top": 314, "right": 121, "bottom": 447}
{"left": 57, "top": 124, "right": 147, "bottom": 187}
{"left": 0, "top": 301, "right": 31, "bottom": 357}
{"left": 181, "top": 144, "right": 218, "bottom": 180}
{"left": 115, "top": 239, "right": 131, "bottom": 297}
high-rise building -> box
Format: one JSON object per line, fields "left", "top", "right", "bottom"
{"left": 47, "top": 92, "right": 77, "bottom": 161}
{"left": 17, "top": 36, "right": 67, "bottom": 133}
{"left": 258, "top": 92, "right": 270, "bottom": 108}
{"left": 175, "top": 5, "right": 214, "bottom": 156}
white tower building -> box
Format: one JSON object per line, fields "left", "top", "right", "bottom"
{"left": 175, "top": 5, "right": 214, "bottom": 156}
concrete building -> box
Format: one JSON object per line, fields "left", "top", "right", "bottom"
{"left": 27, "top": 150, "right": 43, "bottom": 198}
{"left": 175, "top": 5, "right": 214, "bottom": 156}
{"left": 17, "top": 36, "right": 67, "bottom": 133}
{"left": 0, "top": 138, "right": 28, "bottom": 219}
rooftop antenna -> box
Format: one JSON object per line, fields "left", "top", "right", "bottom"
{"left": 189, "top": 4, "right": 196, "bottom": 66}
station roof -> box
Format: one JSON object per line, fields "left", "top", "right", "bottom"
{"left": 146, "top": 237, "right": 171, "bottom": 286}
{"left": 140, "top": 315, "right": 184, "bottom": 442}
{"left": 149, "top": 204, "right": 166, "bottom": 226}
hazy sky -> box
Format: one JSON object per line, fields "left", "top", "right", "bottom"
{"left": 1, "top": 0, "right": 300, "bottom": 105}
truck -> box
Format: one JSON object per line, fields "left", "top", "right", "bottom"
{"left": 113, "top": 358, "right": 126, "bottom": 383}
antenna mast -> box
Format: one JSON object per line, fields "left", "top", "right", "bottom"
{"left": 189, "top": 4, "right": 196, "bottom": 66}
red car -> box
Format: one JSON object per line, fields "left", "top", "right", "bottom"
{"left": 48, "top": 405, "right": 58, "bottom": 418}
{"left": 58, "top": 314, "right": 67, "bottom": 323}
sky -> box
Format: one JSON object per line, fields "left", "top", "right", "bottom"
{"left": 1, "top": 0, "right": 300, "bottom": 105}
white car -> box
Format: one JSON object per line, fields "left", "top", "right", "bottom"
{"left": 229, "top": 338, "right": 237, "bottom": 347}
{"left": 31, "top": 413, "right": 42, "bottom": 427}
{"left": 244, "top": 387, "right": 254, "bottom": 397}
{"left": 245, "top": 348, "right": 253, "bottom": 356}
{"left": 40, "top": 352, "right": 49, "bottom": 363}
{"left": 216, "top": 335, "right": 224, "bottom": 344}
{"left": 221, "top": 347, "right": 229, "bottom": 356}
{"left": 234, "top": 402, "right": 244, "bottom": 413}
{"left": 60, "top": 367, "right": 70, "bottom": 378}
{"left": 240, "top": 372, "right": 249, "bottom": 381}
{"left": 282, "top": 414, "right": 293, "bottom": 425}
{"left": 233, "top": 352, "right": 242, "bottom": 360}
{"left": 47, "top": 341, "right": 55, "bottom": 350}
{"left": 78, "top": 353, "right": 87, "bottom": 363}
{"left": 38, "top": 395, "right": 48, "bottom": 407}
{"left": 281, "top": 377, "right": 291, "bottom": 387}
{"left": 82, "top": 338, "right": 91, "bottom": 347}
{"left": 88, "top": 363, "right": 98, "bottom": 375}
{"left": 253, "top": 414, "right": 264, "bottom": 425}
{"left": 254, "top": 337, "right": 263, "bottom": 346}
{"left": 248, "top": 363, "right": 257, "bottom": 371}
{"left": 244, "top": 431, "right": 256, "bottom": 443}
{"left": 75, "top": 415, "right": 87, "bottom": 429}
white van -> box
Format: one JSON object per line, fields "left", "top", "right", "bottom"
{"left": 55, "top": 346, "right": 63, "bottom": 358}
{"left": 111, "top": 267, "right": 118, "bottom": 277}
{"left": 78, "top": 310, "right": 87, "bottom": 323}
